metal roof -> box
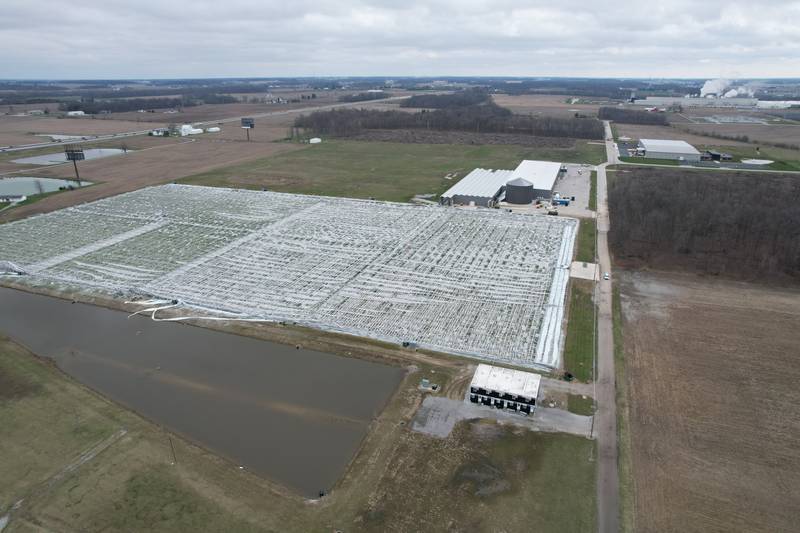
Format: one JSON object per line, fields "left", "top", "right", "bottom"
{"left": 639, "top": 139, "right": 700, "bottom": 155}
{"left": 506, "top": 177, "right": 533, "bottom": 187}
{"left": 440, "top": 168, "right": 513, "bottom": 199}
{"left": 510, "top": 160, "right": 562, "bottom": 191}
{"left": 470, "top": 363, "right": 541, "bottom": 399}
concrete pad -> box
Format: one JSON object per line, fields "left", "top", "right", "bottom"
{"left": 571, "top": 261, "right": 598, "bottom": 281}
{"left": 411, "top": 396, "right": 593, "bottom": 439}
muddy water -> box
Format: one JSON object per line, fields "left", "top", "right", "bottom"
{"left": 0, "top": 287, "right": 404, "bottom": 497}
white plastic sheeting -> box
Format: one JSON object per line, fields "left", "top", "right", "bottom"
{"left": 0, "top": 184, "right": 577, "bottom": 369}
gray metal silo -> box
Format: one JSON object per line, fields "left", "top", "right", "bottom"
{"left": 504, "top": 178, "right": 534, "bottom": 204}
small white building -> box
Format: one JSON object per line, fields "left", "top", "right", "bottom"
{"left": 179, "top": 124, "right": 204, "bottom": 136}
{"left": 66, "top": 110, "right": 85, "bottom": 117}
{"left": 467, "top": 363, "right": 541, "bottom": 415}
{"left": 638, "top": 139, "right": 701, "bottom": 162}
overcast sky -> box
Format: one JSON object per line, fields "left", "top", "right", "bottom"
{"left": 2, "top": 0, "right": 799, "bottom": 79}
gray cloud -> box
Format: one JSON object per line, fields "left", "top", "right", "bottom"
{"left": 1, "top": 0, "right": 799, "bottom": 78}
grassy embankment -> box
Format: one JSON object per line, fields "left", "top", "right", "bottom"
{"left": 618, "top": 156, "right": 680, "bottom": 166}
{"left": 0, "top": 337, "right": 597, "bottom": 532}
{"left": 575, "top": 217, "right": 597, "bottom": 264}
{"left": 612, "top": 285, "right": 635, "bottom": 533}
{"left": 563, "top": 279, "right": 596, "bottom": 382}
{"left": 565, "top": 217, "right": 597, "bottom": 383}
{"left": 180, "top": 139, "right": 606, "bottom": 202}
{"left": 567, "top": 394, "right": 595, "bottom": 415}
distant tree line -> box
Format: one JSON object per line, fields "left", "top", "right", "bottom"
{"left": 598, "top": 107, "right": 669, "bottom": 125}
{"left": 295, "top": 104, "right": 604, "bottom": 139}
{"left": 339, "top": 92, "right": 389, "bottom": 103}
{"left": 57, "top": 93, "right": 237, "bottom": 114}
{"left": 608, "top": 168, "right": 800, "bottom": 280}
{"left": 400, "top": 88, "right": 490, "bottom": 108}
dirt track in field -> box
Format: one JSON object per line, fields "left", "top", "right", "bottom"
{"left": 618, "top": 270, "right": 800, "bottom": 533}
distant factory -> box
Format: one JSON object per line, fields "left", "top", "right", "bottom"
{"left": 440, "top": 160, "right": 563, "bottom": 207}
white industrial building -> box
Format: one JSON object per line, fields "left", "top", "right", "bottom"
{"left": 633, "top": 96, "right": 758, "bottom": 108}
{"left": 439, "top": 160, "right": 562, "bottom": 207}
{"left": 638, "top": 139, "right": 701, "bottom": 162}
{"left": 439, "top": 168, "right": 513, "bottom": 207}
{"left": 467, "top": 363, "right": 541, "bottom": 415}
{"left": 509, "top": 160, "right": 562, "bottom": 200}
{"left": 66, "top": 110, "right": 85, "bottom": 116}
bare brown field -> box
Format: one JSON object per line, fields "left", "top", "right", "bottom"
{"left": 676, "top": 123, "right": 800, "bottom": 147}
{"left": 614, "top": 123, "right": 750, "bottom": 146}
{"left": 618, "top": 271, "right": 800, "bottom": 533}
{"left": 104, "top": 90, "right": 381, "bottom": 124}
{"left": 492, "top": 94, "right": 608, "bottom": 118}
{"left": 0, "top": 115, "right": 162, "bottom": 147}
{"left": 0, "top": 137, "right": 303, "bottom": 223}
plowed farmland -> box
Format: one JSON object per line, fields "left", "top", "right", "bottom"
{"left": 618, "top": 271, "right": 800, "bottom": 533}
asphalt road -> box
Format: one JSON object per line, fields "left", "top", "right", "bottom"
{"left": 594, "top": 121, "right": 620, "bottom": 533}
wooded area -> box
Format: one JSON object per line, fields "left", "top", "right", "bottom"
{"left": 339, "top": 92, "right": 389, "bottom": 103}
{"left": 608, "top": 168, "right": 800, "bottom": 280}
{"left": 58, "top": 93, "right": 237, "bottom": 114}
{"left": 598, "top": 107, "right": 668, "bottom": 125}
{"left": 295, "top": 104, "right": 604, "bottom": 139}
{"left": 401, "top": 88, "right": 489, "bottom": 108}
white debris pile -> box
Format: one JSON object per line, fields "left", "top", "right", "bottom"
{"left": 0, "top": 184, "right": 576, "bottom": 368}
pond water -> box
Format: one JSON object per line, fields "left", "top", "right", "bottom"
{"left": 0, "top": 177, "right": 91, "bottom": 196}
{"left": 12, "top": 148, "right": 130, "bottom": 166}
{"left": 0, "top": 287, "right": 404, "bottom": 497}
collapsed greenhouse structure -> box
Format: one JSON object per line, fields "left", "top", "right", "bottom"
{"left": 0, "top": 184, "right": 576, "bottom": 369}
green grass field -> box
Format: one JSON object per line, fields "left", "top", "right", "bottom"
{"left": 567, "top": 394, "right": 595, "bottom": 416}
{"left": 618, "top": 156, "right": 680, "bottom": 166}
{"left": 180, "top": 139, "right": 606, "bottom": 202}
{"left": 575, "top": 217, "right": 597, "bottom": 263}
{"left": 563, "top": 280, "right": 596, "bottom": 382}
{"left": 589, "top": 171, "right": 597, "bottom": 211}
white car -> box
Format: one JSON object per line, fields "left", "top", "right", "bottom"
{"left": 603, "top": 272, "right": 610, "bottom": 280}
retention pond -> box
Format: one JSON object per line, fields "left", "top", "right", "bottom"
{"left": 0, "top": 287, "right": 404, "bottom": 497}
